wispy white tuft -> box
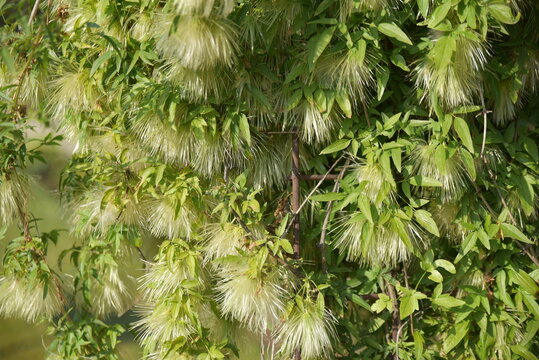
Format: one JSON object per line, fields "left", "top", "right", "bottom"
{"left": 216, "top": 264, "right": 287, "bottom": 332}
{"left": 315, "top": 48, "right": 375, "bottom": 102}
{"left": 202, "top": 222, "right": 248, "bottom": 263}
{"left": 333, "top": 213, "right": 424, "bottom": 266}
{"left": 48, "top": 69, "right": 97, "bottom": 122}
{"left": 300, "top": 101, "right": 341, "bottom": 144}
{"left": 156, "top": 15, "right": 238, "bottom": 70}
{"left": 143, "top": 197, "right": 197, "bottom": 239}
{"left": 173, "top": 0, "right": 236, "bottom": 17}
{"left": 0, "top": 172, "right": 28, "bottom": 226}
{"left": 351, "top": 161, "right": 395, "bottom": 206}
{"left": 276, "top": 299, "right": 336, "bottom": 360}
{"left": 415, "top": 32, "right": 488, "bottom": 109}
{"left": 410, "top": 142, "right": 470, "bottom": 202}
{"left": 0, "top": 275, "right": 63, "bottom": 322}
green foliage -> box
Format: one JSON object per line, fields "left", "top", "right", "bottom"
{"left": 0, "top": 0, "right": 538, "bottom": 359}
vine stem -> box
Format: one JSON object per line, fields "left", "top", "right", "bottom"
{"left": 29, "top": 0, "right": 41, "bottom": 25}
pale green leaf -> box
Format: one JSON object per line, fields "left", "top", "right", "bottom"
{"left": 453, "top": 117, "right": 474, "bottom": 153}
{"left": 378, "top": 22, "right": 413, "bottom": 45}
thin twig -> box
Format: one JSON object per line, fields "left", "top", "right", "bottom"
{"left": 280, "top": 155, "right": 346, "bottom": 240}
{"left": 362, "top": 102, "right": 371, "bottom": 128}
{"left": 478, "top": 90, "right": 491, "bottom": 159}
{"left": 318, "top": 159, "right": 349, "bottom": 272}
{"left": 29, "top": 0, "right": 41, "bottom": 25}
{"left": 296, "top": 154, "right": 345, "bottom": 215}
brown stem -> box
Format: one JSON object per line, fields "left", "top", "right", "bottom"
{"left": 362, "top": 102, "right": 371, "bottom": 128}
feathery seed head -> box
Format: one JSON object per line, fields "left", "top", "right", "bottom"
{"left": 410, "top": 142, "right": 470, "bottom": 202}
{"left": 203, "top": 222, "right": 248, "bottom": 263}
{"left": 143, "top": 197, "right": 197, "bottom": 239}
{"left": 216, "top": 263, "right": 287, "bottom": 331}
{"left": 134, "top": 296, "right": 199, "bottom": 352}
{"left": 156, "top": 15, "right": 238, "bottom": 71}
{"left": 130, "top": 108, "right": 194, "bottom": 165}
{"left": 276, "top": 298, "right": 336, "bottom": 360}
{"left": 300, "top": 101, "right": 341, "bottom": 144}
{"left": 49, "top": 69, "right": 97, "bottom": 123}
{"left": 334, "top": 212, "right": 424, "bottom": 267}
{"left": 173, "top": 0, "right": 236, "bottom": 17}
{"left": 163, "top": 62, "right": 229, "bottom": 101}
{"left": 0, "top": 172, "right": 28, "bottom": 226}
{"left": 315, "top": 48, "right": 375, "bottom": 102}
{"left": 352, "top": 161, "right": 396, "bottom": 206}
{"left": 139, "top": 259, "right": 203, "bottom": 302}
{"left": 0, "top": 275, "right": 63, "bottom": 323}
{"left": 415, "top": 32, "right": 488, "bottom": 109}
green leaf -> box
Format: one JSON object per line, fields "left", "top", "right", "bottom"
{"left": 428, "top": 0, "right": 452, "bottom": 28}
{"left": 320, "top": 139, "right": 351, "bottom": 154}
{"left": 511, "top": 345, "right": 538, "bottom": 360}
{"left": 434, "top": 259, "right": 456, "bottom": 274}
{"left": 428, "top": 269, "right": 443, "bottom": 283}
{"left": 311, "top": 192, "right": 346, "bottom": 201}
{"left": 501, "top": 223, "right": 532, "bottom": 244}
{"left": 413, "top": 331, "right": 425, "bottom": 359}
{"left": 378, "top": 23, "right": 413, "bottom": 45}
{"left": 443, "top": 320, "right": 470, "bottom": 353}
{"left": 415, "top": 210, "right": 440, "bottom": 237}
{"left": 453, "top": 117, "right": 474, "bottom": 153}
{"left": 286, "top": 89, "right": 303, "bottom": 111}
{"left": 489, "top": 4, "right": 520, "bottom": 24}
{"left": 307, "top": 26, "right": 336, "bottom": 71}
{"left": 336, "top": 90, "right": 352, "bottom": 118}
{"left": 239, "top": 114, "right": 251, "bottom": 146}
{"left": 432, "top": 294, "right": 466, "bottom": 308}
{"left": 348, "top": 294, "right": 372, "bottom": 311}
{"left": 460, "top": 148, "right": 476, "bottom": 181}
{"left": 417, "top": 0, "right": 429, "bottom": 17}
{"left": 432, "top": 34, "right": 456, "bottom": 71}
{"left": 409, "top": 176, "right": 443, "bottom": 187}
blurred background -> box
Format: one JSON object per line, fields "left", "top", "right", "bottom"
{"left": 0, "top": 140, "right": 141, "bottom": 359}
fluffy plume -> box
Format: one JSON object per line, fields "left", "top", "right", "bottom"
{"left": 315, "top": 48, "right": 375, "bottom": 102}
{"left": 299, "top": 101, "right": 341, "bottom": 144}
{"left": 173, "top": 0, "right": 236, "bottom": 17}
{"left": 143, "top": 197, "right": 198, "bottom": 239}
{"left": 0, "top": 275, "right": 63, "bottom": 322}
{"left": 410, "top": 143, "right": 470, "bottom": 202}
{"left": 202, "top": 222, "right": 248, "bottom": 262}
{"left": 0, "top": 172, "right": 28, "bottom": 226}
{"left": 130, "top": 107, "right": 194, "bottom": 165}
{"left": 276, "top": 298, "right": 336, "bottom": 360}
{"left": 216, "top": 263, "right": 287, "bottom": 331}
{"left": 156, "top": 15, "right": 238, "bottom": 71}
{"left": 76, "top": 262, "right": 137, "bottom": 318}
{"left": 415, "top": 32, "right": 488, "bottom": 109}
{"left": 48, "top": 69, "right": 97, "bottom": 122}
{"left": 334, "top": 212, "right": 424, "bottom": 266}
{"left": 139, "top": 259, "right": 203, "bottom": 302}
{"left": 351, "top": 161, "right": 395, "bottom": 206}
{"left": 429, "top": 201, "right": 465, "bottom": 241}
{"left": 134, "top": 295, "right": 199, "bottom": 352}
{"left": 163, "top": 62, "right": 230, "bottom": 101}
{"left": 73, "top": 188, "right": 144, "bottom": 235}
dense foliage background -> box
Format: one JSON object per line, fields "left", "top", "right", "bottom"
{"left": 0, "top": 0, "right": 538, "bottom": 359}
